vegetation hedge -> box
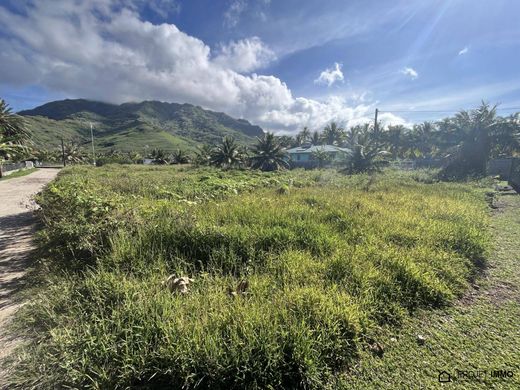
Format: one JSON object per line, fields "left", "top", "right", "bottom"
{"left": 9, "top": 165, "right": 490, "bottom": 389}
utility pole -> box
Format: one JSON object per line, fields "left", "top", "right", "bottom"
{"left": 374, "top": 108, "right": 380, "bottom": 147}
{"left": 61, "top": 137, "right": 66, "bottom": 167}
{"left": 90, "top": 122, "right": 96, "bottom": 166}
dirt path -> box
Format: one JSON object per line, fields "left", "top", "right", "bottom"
{"left": 0, "top": 168, "right": 59, "bottom": 382}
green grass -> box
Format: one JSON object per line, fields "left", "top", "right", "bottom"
{"left": 0, "top": 167, "right": 37, "bottom": 181}
{"left": 6, "top": 167, "right": 493, "bottom": 389}
{"left": 341, "top": 191, "right": 520, "bottom": 389}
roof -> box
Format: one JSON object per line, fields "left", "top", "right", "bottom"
{"left": 286, "top": 145, "right": 350, "bottom": 154}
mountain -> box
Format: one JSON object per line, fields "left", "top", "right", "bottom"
{"left": 19, "top": 99, "right": 264, "bottom": 152}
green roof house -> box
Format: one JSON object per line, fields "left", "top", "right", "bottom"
{"left": 286, "top": 144, "right": 350, "bottom": 168}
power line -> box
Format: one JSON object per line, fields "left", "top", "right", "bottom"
{"left": 378, "top": 107, "right": 520, "bottom": 114}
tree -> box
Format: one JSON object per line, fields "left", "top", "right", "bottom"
{"left": 193, "top": 144, "right": 213, "bottom": 166}
{"left": 150, "top": 148, "right": 169, "bottom": 165}
{"left": 310, "top": 147, "right": 332, "bottom": 168}
{"left": 440, "top": 102, "right": 519, "bottom": 178}
{"left": 275, "top": 135, "right": 295, "bottom": 148}
{"left": 298, "top": 127, "right": 311, "bottom": 143}
{"left": 250, "top": 132, "right": 289, "bottom": 171}
{"left": 322, "top": 122, "right": 345, "bottom": 145}
{"left": 169, "top": 149, "right": 191, "bottom": 164}
{"left": 210, "top": 136, "right": 246, "bottom": 169}
{"left": 63, "top": 141, "right": 88, "bottom": 164}
{"left": 311, "top": 131, "right": 321, "bottom": 145}
{"left": 341, "top": 135, "right": 389, "bottom": 174}
{"left": 0, "top": 99, "right": 30, "bottom": 161}
{"left": 384, "top": 124, "right": 409, "bottom": 159}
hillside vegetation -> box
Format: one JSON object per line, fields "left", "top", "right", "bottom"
{"left": 8, "top": 166, "right": 490, "bottom": 389}
{"left": 19, "top": 99, "right": 263, "bottom": 152}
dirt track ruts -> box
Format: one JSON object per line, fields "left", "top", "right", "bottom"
{"left": 0, "top": 168, "right": 59, "bottom": 383}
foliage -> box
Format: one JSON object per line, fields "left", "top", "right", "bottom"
{"left": 310, "top": 147, "right": 333, "bottom": 168}
{"left": 439, "top": 103, "right": 519, "bottom": 179}
{"left": 193, "top": 144, "right": 213, "bottom": 166}
{"left": 20, "top": 98, "right": 262, "bottom": 152}
{"left": 150, "top": 148, "right": 169, "bottom": 165}
{"left": 8, "top": 166, "right": 490, "bottom": 389}
{"left": 250, "top": 132, "right": 289, "bottom": 171}
{"left": 63, "top": 141, "right": 89, "bottom": 164}
{"left": 322, "top": 122, "right": 345, "bottom": 145}
{"left": 210, "top": 136, "right": 247, "bottom": 169}
{"left": 0, "top": 99, "right": 30, "bottom": 161}
{"left": 169, "top": 149, "right": 191, "bottom": 164}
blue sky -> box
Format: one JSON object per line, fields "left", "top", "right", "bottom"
{"left": 1, "top": 0, "right": 520, "bottom": 133}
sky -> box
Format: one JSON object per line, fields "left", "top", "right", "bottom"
{"left": 1, "top": 0, "right": 520, "bottom": 134}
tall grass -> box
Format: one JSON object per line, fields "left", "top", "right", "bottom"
{"left": 8, "top": 166, "right": 490, "bottom": 389}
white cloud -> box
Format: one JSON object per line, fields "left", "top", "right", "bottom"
{"left": 458, "top": 47, "right": 469, "bottom": 55}
{"left": 213, "top": 37, "right": 276, "bottom": 73}
{"left": 224, "top": 0, "right": 246, "bottom": 27}
{"left": 401, "top": 67, "right": 418, "bottom": 80}
{"left": 0, "top": 0, "right": 404, "bottom": 134}
{"left": 314, "top": 63, "right": 345, "bottom": 87}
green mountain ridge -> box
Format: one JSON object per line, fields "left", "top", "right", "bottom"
{"left": 19, "top": 99, "right": 264, "bottom": 152}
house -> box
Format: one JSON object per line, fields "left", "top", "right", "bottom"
{"left": 286, "top": 144, "right": 350, "bottom": 168}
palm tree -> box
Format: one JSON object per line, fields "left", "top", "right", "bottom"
{"left": 63, "top": 141, "right": 88, "bottom": 164}
{"left": 193, "top": 144, "right": 213, "bottom": 166}
{"left": 150, "top": 148, "right": 169, "bottom": 165}
{"left": 210, "top": 136, "right": 246, "bottom": 169}
{"left": 412, "top": 121, "right": 437, "bottom": 157}
{"left": 440, "top": 102, "right": 508, "bottom": 178}
{"left": 0, "top": 99, "right": 30, "bottom": 161}
{"left": 322, "top": 122, "right": 345, "bottom": 145}
{"left": 311, "top": 131, "right": 321, "bottom": 145}
{"left": 169, "top": 149, "right": 191, "bottom": 164}
{"left": 0, "top": 99, "right": 30, "bottom": 143}
{"left": 127, "top": 151, "right": 143, "bottom": 163}
{"left": 298, "top": 127, "right": 311, "bottom": 143}
{"left": 310, "top": 148, "right": 332, "bottom": 168}
{"left": 341, "top": 134, "right": 389, "bottom": 174}
{"left": 384, "top": 124, "right": 409, "bottom": 159}
{"left": 275, "top": 135, "right": 295, "bottom": 148}
{"left": 294, "top": 133, "right": 306, "bottom": 146}
{"left": 250, "top": 132, "right": 289, "bottom": 171}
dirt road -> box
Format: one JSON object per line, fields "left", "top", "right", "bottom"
{"left": 0, "top": 168, "right": 59, "bottom": 381}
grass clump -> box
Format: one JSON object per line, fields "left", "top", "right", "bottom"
{"left": 8, "top": 165, "right": 490, "bottom": 389}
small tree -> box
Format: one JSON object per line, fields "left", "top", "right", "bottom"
{"left": 310, "top": 148, "right": 332, "bottom": 168}
{"left": 210, "top": 136, "right": 246, "bottom": 169}
{"left": 250, "top": 132, "right": 289, "bottom": 171}
{"left": 169, "top": 149, "right": 191, "bottom": 164}
{"left": 193, "top": 144, "right": 213, "bottom": 166}
{"left": 150, "top": 148, "right": 169, "bottom": 165}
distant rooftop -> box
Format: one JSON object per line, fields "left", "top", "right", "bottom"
{"left": 286, "top": 144, "right": 350, "bottom": 154}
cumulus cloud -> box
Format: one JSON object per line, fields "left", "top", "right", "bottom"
{"left": 213, "top": 37, "right": 276, "bottom": 73}
{"left": 401, "top": 67, "right": 418, "bottom": 80}
{"left": 0, "top": 0, "right": 403, "bottom": 133}
{"left": 458, "top": 47, "right": 468, "bottom": 55}
{"left": 314, "top": 63, "right": 345, "bottom": 86}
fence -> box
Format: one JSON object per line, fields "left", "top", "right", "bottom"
{"left": 510, "top": 158, "right": 520, "bottom": 193}
{"left": 0, "top": 160, "right": 34, "bottom": 178}
{"left": 488, "top": 158, "right": 513, "bottom": 179}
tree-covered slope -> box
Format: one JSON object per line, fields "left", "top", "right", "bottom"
{"left": 19, "top": 99, "right": 264, "bottom": 152}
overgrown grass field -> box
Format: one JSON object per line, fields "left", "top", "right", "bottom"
{"left": 8, "top": 166, "right": 491, "bottom": 388}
